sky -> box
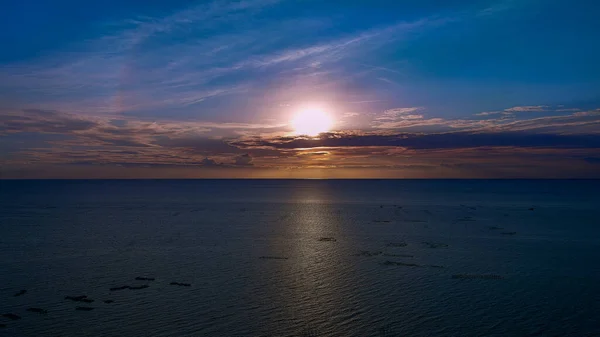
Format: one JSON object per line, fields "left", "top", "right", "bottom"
{"left": 1, "top": 0, "right": 600, "bottom": 179}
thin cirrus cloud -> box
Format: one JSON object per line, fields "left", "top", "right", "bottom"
{"left": 0, "top": 0, "right": 448, "bottom": 118}
{"left": 475, "top": 105, "right": 550, "bottom": 116}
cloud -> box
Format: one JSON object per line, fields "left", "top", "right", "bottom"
{"left": 2, "top": 95, "right": 600, "bottom": 178}
{"left": 489, "top": 112, "right": 600, "bottom": 134}
{"left": 380, "top": 107, "right": 424, "bottom": 116}
{"left": 504, "top": 105, "right": 549, "bottom": 112}
{"left": 1, "top": 1, "right": 286, "bottom": 114}
{"left": 401, "top": 114, "right": 424, "bottom": 120}
{"left": 371, "top": 107, "right": 427, "bottom": 128}
{"left": 477, "top": 0, "right": 519, "bottom": 17}
{"left": 475, "top": 111, "right": 512, "bottom": 116}
{"left": 0, "top": 109, "right": 286, "bottom": 142}
{"left": 342, "top": 112, "right": 360, "bottom": 118}
{"left": 201, "top": 157, "right": 222, "bottom": 167}
{"left": 233, "top": 131, "right": 600, "bottom": 151}
{"left": 0, "top": 109, "right": 97, "bottom": 134}
{"left": 0, "top": 2, "right": 448, "bottom": 117}
{"left": 377, "top": 77, "right": 397, "bottom": 85}
{"left": 573, "top": 109, "right": 600, "bottom": 117}
{"left": 372, "top": 117, "right": 447, "bottom": 130}
{"left": 475, "top": 105, "right": 550, "bottom": 117}
{"left": 155, "top": 137, "right": 242, "bottom": 155}
{"left": 233, "top": 153, "right": 254, "bottom": 166}
{"left": 347, "top": 100, "right": 385, "bottom": 104}
{"left": 4, "top": 104, "right": 600, "bottom": 158}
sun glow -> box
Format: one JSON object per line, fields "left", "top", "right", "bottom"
{"left": 291, "top": 107, "right": 333, "bottom": 136}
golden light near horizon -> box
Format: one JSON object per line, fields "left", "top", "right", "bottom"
{"left": 291, "top": 106, "right": 333, "bottom": 136}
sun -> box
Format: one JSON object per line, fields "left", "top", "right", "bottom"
{"left": 291, "top": 107, "right": 333, "bottom": 136}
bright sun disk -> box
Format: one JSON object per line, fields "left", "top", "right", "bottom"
{"left": 291, "top": 108, "right": 333, "bottom": 136}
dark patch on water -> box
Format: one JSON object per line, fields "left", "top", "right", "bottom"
{"left": 75, "top": 306, "right": 94, "bottom": 311}
{"left": 259, "top": 256, "right": 288, "bottom": 260}
{"left": 26, "top": 308, "right": 47, "bottom": 314}
{"left": 13, "top": 290, "right": 26, "bottom": 297}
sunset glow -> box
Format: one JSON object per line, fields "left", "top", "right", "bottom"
{"left": 291, "top": 108, "right": 333, "bottom": 136}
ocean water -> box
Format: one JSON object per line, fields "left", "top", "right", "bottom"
{"left": 0, "top": 179, "right": 599, "bottom": 337}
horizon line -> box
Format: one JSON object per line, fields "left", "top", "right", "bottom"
{"left": 2, "top": 178, "right": 599, "bottom": 181}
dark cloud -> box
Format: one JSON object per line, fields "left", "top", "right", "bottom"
{"left": 233, "top": 153, "right": 253, "bottom": 166}
{"left": 82, "top": 134, "right": 150, "bottom": 147}
{"left": 347, "top": 164, "right": 437, "bottom": 170}
{"left": 109, "top": 119, "right": 128, "bottom": 127}
{"left": 234, "top": 131, "right": 600, "bottom": 150}
{"left": 0, "top": 109, "right": 97, "bottom": 134}
{"left": 201, "top": 157, "right": 223, "bottom": 167}
{"left": 583, "top": 157, "right": 600, "bottom": 164}
{"left": 155, "top": 137, "right": 243, "bottom": 155}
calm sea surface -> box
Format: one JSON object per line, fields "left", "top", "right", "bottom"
{"left": 1, "top": 180, "right": 599, "bottom": 336}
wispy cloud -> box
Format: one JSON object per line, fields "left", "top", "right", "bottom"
{"left": 376, "top": 107, "right": 424, "bottom": 119}
{"left": 371, "top": 107, "right": 430, "bottom": 128}
{"left": 475, "top": 111, "right": 507, "bottom": 116}
{"left": 504, "top": 105, "right": 549, "bottom": 112}
{"left": 477, "top": 0, "right": 520, "bottom": 17}
{"left": 0, "top": 1, "right": 447, "bottom": 118}
{"left": 342, "top": 112, "right": 360, "bottom": 118}
{"left": 573, "top": 109, "right": 600, "bottom": 117}
{"left": 347, "top": 100, "right": 385, "bottom": 104}
{"left": 475, "top": 105, "right": 557, "bottom": 117}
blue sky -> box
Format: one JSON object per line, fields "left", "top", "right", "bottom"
{"left": 1, "top": 0, "right": 600, "bottom": 178}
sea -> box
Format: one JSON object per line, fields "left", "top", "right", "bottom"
{"left": 0, "top": 179, "right": 599, "bottom": 337}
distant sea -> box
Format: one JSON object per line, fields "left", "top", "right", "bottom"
{"left": 1, "top": 180, "right": 599, "bottom": 337}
